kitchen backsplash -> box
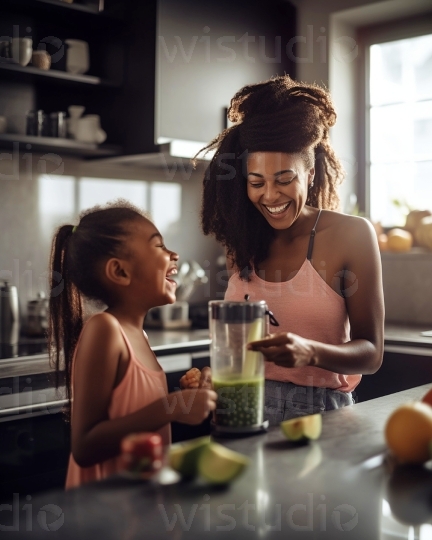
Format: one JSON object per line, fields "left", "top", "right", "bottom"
{"left": 0, "top": 155, "right": 223, "bottom": 318}
{"left": 381, "top": 250, "right": 432, "bottom": 325}
{"left": 2, "top": 156, "right": 431, "bottom": 326}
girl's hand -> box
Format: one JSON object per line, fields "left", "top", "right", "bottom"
{"left": 179, "top": 367, "right": 212, "bottom": 389}
{"left": 179, "top": 368, "right": 200, "bottom": 389}
{"left": 173, "top": 388, "right": 217, "bottom": 425}
{"left": 247, "top": 332, "right": 316, "bottom": 368}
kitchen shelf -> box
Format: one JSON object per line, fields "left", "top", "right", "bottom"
{"left": 0, "top": 62, "right": 121, "bottom": 87}
{"left": 33, "top": 0, "right": 103, "bottom": 15}
{"left": 0, "top": 133, "right": 122, "bottom": 157}
{"left": 1, "top": 0, "right": 125, "bottom": 26}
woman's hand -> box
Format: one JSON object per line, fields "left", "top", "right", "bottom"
{"left": 179, "top": 367, "right": 212, "bottom": 389}
{"left": 247, "top": 332, "right": 316, "bottom": 368}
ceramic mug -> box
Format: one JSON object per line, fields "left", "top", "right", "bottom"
{"left": 65, "top": 39, "right": 89, "bottom": 75}
{"left": 75, "top": 114, "right": 106, "bottom": 144}
{"left": 67, "top": 105, "right": 85, "bottom": 138}
{"left": 11, "top": 38, "right": 33, "bottom": 67}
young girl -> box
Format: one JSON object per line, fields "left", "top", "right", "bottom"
{"left": 48, "top": 201, "right": 217, "bottom": 489}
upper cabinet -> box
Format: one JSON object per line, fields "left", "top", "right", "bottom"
{"left": 0, "top": 0, "right": 296, "bottom": 161}
{"left": 0, "top": 0, "right": 127, "bottom": 157}
{"left": 156, "top": 0, "right": 296, "bottom": 148}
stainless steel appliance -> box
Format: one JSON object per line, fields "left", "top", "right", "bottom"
{"left": 146, "top": 260, "right": 208, "bottom": 329}
{"left": 0, "top": 281, "right": 19, "bottom": 344}
{"left": 26, "top": 292, "right": 49, "bottom": 336}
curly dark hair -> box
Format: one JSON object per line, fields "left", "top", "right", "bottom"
{"left": 48, "top": 199, "right": 147, "bottom": 422}
{"left": 198, "top": 75, "right": 345, "bottom": 279}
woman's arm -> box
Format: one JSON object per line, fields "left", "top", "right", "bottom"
{"left": 71, "top": 314, "right": 216, "bottom": 467}
{"left": 249, "top": 217, "right": 385, "bottom": 375}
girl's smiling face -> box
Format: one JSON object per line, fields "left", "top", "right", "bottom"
{"left": 124, "top": 217, "right": 179, "bottom": 308}
{"left": 246, "top": 152, "right": 315, "bottom": 230}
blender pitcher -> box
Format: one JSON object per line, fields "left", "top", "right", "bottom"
{"left": 209, "top": 300, "right": 269, "bottom": 435}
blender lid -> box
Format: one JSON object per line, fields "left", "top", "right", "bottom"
{"left": 209, "top": 300, "right": 267, "bottom": 323}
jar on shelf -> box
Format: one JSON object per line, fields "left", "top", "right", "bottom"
{"left": 26, "top": 110, "right": 48, "bottom": 137}
{"left": 31, "top": 50, "right": 51, "bottom": 70}
{"left": 49, "top": 112, "right": 67, "bottom": 138}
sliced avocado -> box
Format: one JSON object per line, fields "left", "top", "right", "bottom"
{"left": 280, "top": 414, "right": 322, "bottom": 442}
{"left": 169, "top": 436, "right": 211, "bottom": 478}
{"left": 198, "top": 442, "right": 250, "bottom": 484}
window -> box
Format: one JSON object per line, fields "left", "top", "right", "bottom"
{"left": 38, "top": 174, "right": 75, "bottom": 238}
{"left": 38, "top": 175, "right": 182, "bottom": 240}
{"left": 79, "top": 178, "right": 148, "bottom": 212}
{"left": 367, "top": 33, "right": 432, "bottom": 226}
{"left": 150, "top": 181, "right": 182, "bottom": 234}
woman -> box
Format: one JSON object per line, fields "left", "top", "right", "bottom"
{"left": 199, "top": 75, "right": 384, "bottom": 425}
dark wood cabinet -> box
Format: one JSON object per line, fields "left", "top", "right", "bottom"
{"left": 0, "top": 0, "right": 126, "bottom": 157}
{"left": 0, "top": 0, "right": 296, "bottom": 160}
{"left": 355, "top": 348, "right": 432, "bottom": 402}
{"left": 0, "top": 412, "right": 70, "bottom": 505}
{"left": 156, "top": 0, "right": 297, "bottom": 146}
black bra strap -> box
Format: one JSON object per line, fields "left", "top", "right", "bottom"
{"left": 306, "top": 209, "right": 322, "bottom": 260}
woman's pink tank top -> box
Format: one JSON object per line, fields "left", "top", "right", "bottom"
{"left": 225, "top": 211, "right": 361, "bottom": 393}
{"left": 65, "top": 317, "right": 171, "bottom": 489}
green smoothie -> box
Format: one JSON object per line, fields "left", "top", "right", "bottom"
{"left": 213, "top": 375, "right": 264, "bottom": 428}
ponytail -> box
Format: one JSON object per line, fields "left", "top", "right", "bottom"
{"left": 48, "top": 224, "right": 83, "bottom": 422}
{"left": 47, "top": 201, "right": 147, "bottom": 422}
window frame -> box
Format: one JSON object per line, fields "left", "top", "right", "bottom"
{"left": 357, "top": 13, "right": 432, "bottom": 220}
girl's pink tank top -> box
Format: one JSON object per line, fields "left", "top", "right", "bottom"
{"left": 65, "top": 316, "right": 171, "bottom": 489}
{"left": 224, "top": 212, "right": 361, "bottom": 392}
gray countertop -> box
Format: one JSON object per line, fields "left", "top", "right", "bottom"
{"left": 8, "top": 383, "right": 432, "bottom": 539}
{"left": 1, "top": 323, "right": 431, "bottom": 381}
{"left": 0, "top": 329, "right": 211, "bottom": 381}
{"left": 1, "top": 324, "right": 431, "bottom": 421}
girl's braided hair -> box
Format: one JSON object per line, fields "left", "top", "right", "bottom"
{"left": 198, "top": 75, "right": 345, "bottom": 279}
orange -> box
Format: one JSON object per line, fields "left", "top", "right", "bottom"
{"left": 385, "top": 402, "right": 432, "bottom": 464}
{"left": 421, "top": 388, "right": 432, "bottom": 408}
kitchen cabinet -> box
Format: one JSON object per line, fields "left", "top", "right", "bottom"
{"left": 0, "top": 0, "right": 296, "bottom": 162}
{"left": 156, "top": 0, "right": 296, "bottom": 147}
{"left": 355, "top": 345, "right": 432, "bottom": 402}
{"left": 0, "top": 412, "right": 70, "bottom": 506}
{"left": 0, "top": 0, "right": 127, "bottom": 158}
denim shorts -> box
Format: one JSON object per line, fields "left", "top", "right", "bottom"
{"left": 264, "top": 379, "right": 355, "bottom": 426}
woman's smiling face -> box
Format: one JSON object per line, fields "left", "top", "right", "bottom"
{"left": 246, "top": 152, "right": 315, "bottom": 230}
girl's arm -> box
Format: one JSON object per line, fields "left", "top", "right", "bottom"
{"left": 71, "top": 313, "right": 216, "bottom": 467}
{"left": 248, "top": 218, "right": 385, "bottom": 375}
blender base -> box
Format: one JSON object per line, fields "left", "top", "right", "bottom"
{"left": 211, "top": 420, "right": 269, "bottom": 438}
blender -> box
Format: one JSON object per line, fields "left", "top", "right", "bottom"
{"left": 209, "top": 299, "right": 270, "bottom": 436}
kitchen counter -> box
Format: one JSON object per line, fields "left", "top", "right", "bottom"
{"left": 0, "top": 329, "right": 211, "bottom": 379}
{"left": 1, "top": 323, "right": 431, "bottom": 379}
{"left": 7, "top": 383, "right": 432, "bottom": 539}
{"left": 0, "top": 329, "right": 211, "bottom": 421}
{"left": 1, "top": 324, "right": 431, "bottom": 421}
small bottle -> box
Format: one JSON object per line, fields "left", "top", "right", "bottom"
{"left": 49, "top": 112, "right": 67, "bottom": 138}
{"left": 36, "top": 110, "right": 48, "bottom": 137}
{"left": 26, "top": 110, "right": 37, "bottom": 136}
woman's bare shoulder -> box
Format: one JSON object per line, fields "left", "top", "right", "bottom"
{"left": 321, "top": 210, "right": 374, "bottom": 237}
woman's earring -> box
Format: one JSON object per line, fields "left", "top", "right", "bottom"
{"left": 309, "top": 180, "right": 314, "bottom": 189}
